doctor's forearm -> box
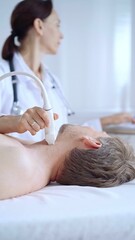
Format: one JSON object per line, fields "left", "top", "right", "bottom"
{"left": 100, "top": 116, "right": 112, "bottom": 126}
{"left": 100, "top": 113, "right": 135, "bottom": 126}
{"left": 0, "top": 115, "right": 19, "bottom": 133}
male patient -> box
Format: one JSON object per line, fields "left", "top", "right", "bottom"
{"left": 0, "top": 124, "right": 135, "bottom": 200}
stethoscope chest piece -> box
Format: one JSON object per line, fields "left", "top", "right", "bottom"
{"left": 11, "top": 101, "right": 24, "bottom": 115}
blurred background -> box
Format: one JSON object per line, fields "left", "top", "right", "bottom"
{"left": 1, "top": 0, "right": 135, "bottom": 118}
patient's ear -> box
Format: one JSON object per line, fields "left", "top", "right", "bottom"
{"left": 82, "top": 136, "right": 102, "bottom": 149}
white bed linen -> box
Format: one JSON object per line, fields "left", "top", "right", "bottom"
{"left": 0, "top": 180, "right": 135, "bottom": 240}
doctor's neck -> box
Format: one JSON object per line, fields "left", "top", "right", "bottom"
{"left": 19, "top": 40, "right": 43, "bottom": 80}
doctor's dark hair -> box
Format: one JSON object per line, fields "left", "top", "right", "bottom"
{"left": 2, "top": 0, "right": 53, "bottom": 60}
{"left": 56, "top": 137, "right": 135, "bottom": 188}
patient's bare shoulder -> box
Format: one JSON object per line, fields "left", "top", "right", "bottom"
{"left": 0, "top": 133, "right": 22, "bottom": 146}
{"left": 0, "top": 133, "right": 33, "bottom": 146}
{"left": 0, "top": 134, "right": 27, "bottom": 163}
{"left": 0, "top": 134, "right": 48, "bottom": 200}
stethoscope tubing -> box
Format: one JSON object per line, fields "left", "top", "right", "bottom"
{"left": 9, "top": 60, "right": 18, "bottom": 102}
{"left": 8, "top": 60, "right": 74, "bottom": 116}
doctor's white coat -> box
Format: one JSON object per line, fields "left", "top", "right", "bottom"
{"left": 0, "top": 52, "right": 68, "bottom": 141}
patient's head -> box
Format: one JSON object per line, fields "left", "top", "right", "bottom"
{"left": 56, "top": 124, "right": 135, "bottom": 187}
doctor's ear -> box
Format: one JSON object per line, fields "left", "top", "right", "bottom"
{"left": 82, "top": 136, "right": 102, "bottom": 149}
{"left": 33, "top": 18, "right": 44, "bottom": 35}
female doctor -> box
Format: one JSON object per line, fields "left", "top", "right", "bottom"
{"left": 0, "top": 0, "right": 135, "bottom": 142}
{"left": 0, "top": 0, "right": 66, "bottom": 141}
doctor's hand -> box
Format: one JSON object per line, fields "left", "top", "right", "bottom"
{"left": 16, "top": 106, "right": 58, "bottom": 135}
{"left": 100, "top": 112, "right": 135, "bottom": 126}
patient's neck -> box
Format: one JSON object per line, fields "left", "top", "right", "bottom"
{"left": 29, "top": 140, "right": 67, "bottom": 182}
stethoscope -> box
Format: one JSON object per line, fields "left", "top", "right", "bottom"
{"left": 9, "top": 59, "right": 23, "bottom": 115}
{"left": 0, "top": 70, "right": 55, "bottom": 144}
{"left": 9, "top": 59, "right": 75, "bottom": 116}
{"left": 47, "top": 70, "right": 75, "bottom": 116}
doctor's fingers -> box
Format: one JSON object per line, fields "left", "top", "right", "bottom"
{"left": 22, "top": 107, "right": 50, "bottom": 129}
{"left": 17, "top": 107, "right": 59, "bottom": 134}
{"left": 16, "top": 117, "right": 37, "bottom": 135}
{"left": 53, "top": 113, "right": 59, "bottom": 120}
{"left": 131, "top": 116, "right": 135, "bottom": 123}
{"left": 28, "top": 112, "right": 59, "bottom": 132}
{"left": 23, "top": 121, "right": 37, "bottom": 135}
{"left": 112, "top": 113, "right": 135, "bottom": 124}
{"left": 33, "top": 108, "right": 59, "bottom": 128}
{"left": 31, "top": 108, "right": 50, "bottom": 128}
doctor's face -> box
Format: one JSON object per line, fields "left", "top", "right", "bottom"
{"left": 41, "top": 10, "right": 63, "bottom": 54}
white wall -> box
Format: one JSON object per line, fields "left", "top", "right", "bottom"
{"left": 0, "top": 0, "right": 134, "bottom": 116}
{"left": 52, "top": 0, "right": 133, "bottom": 115}
{"left": 0, "top": 0, "right": 19, "bottom": 51}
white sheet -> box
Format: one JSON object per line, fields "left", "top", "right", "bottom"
{"left": 0, "top": 180, "right": 135, "bottom": 240}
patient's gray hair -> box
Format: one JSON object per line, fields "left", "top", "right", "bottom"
{"left": 56, "top": 137, "right": 135, "bottom": 187}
